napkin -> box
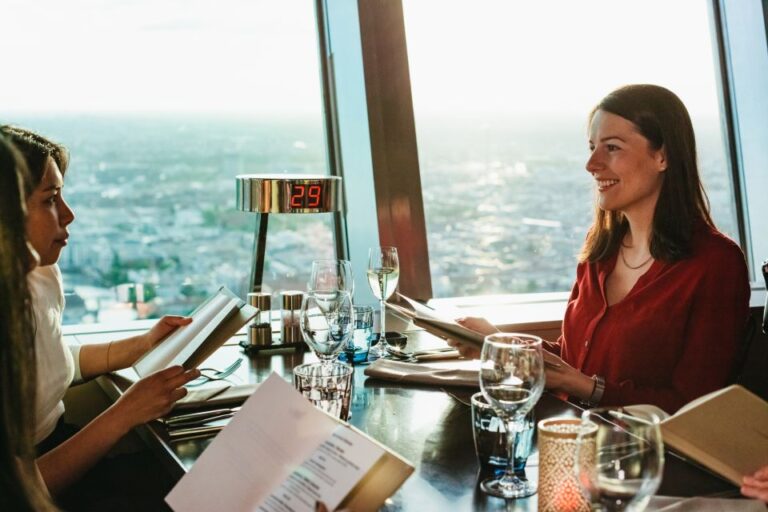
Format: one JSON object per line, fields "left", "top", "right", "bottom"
{"left": 111, "top": 367, "right": 257, "bottom": 410}
{"left": 363, "top": 359, "right": 480, "bottom": 388}
{"left": 648, "top": 496, "right": 765, "bottom": 511}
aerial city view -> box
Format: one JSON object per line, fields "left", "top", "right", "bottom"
{"left": 7, "top": 113, "right": 735, "bottom": 325}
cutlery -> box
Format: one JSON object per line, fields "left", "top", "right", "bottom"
{"left": 168, "top": 424, "right": 224, "bottom": 441}
{"left": 386, "top": 346, "right": 457, "bottom": 360}
{"left": 163, "top": 407, "right": 241, "bottom": 428}
{"left": 186, "top": 358, "right": 243, "bottom": 387}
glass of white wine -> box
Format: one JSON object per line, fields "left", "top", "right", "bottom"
{"left": 479, "top": 333, "right": 545, "bottom": 499}
{"left": 366, "top": 246, "right": 399, "bottom": 358}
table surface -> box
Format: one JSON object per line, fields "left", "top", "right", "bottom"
{"left": 92, "top": 316, "right": 737, "bottom": 511}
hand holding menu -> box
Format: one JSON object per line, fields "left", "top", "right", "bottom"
{"left": 133, "top": 286, "right": 257, "bottom": 378}
{"left": 166, "top": 373, "right": 414, "bottom": 512}
{"left": 387, "top": 293, "right": 484, "bottom": 348}
{"left": 640, "top": 385, "right": 768, "bottom": 486}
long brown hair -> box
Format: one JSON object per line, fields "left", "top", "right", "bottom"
{"left": 579, "top": 84, "right": 713, "bottom": 263}
{"left": 0, "top": 134, "right": 57, "bottom": 511}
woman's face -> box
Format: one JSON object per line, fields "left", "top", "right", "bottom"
{"left": 25, "top": 157, "right": 75, "bottom": 266}
{"left": 586, "top": 110, "right": 667, "bottom": 216}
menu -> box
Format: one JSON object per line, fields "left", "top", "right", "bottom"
{"left": 133, "top": 286, "right": 257, "bottom": 378}
{"left": 166, "top": 373, "right": 413, "bottom": 512}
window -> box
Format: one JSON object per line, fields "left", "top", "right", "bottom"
{"left": 402, "top": 0, "right": 738, "bottom": 297}
{"left": 1, "top": 0, "right": 334, "bottom": 324}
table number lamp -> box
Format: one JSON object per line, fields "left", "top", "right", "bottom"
{"left": 235, "top": 174, "right": 342, "bottom": 351}
{"left": 236, "top": 174, "right": 342, "bottom": 292}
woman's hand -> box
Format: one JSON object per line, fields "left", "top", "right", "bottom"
{"left": 110, "top": 365, "right": 200, "bottom": 432}
{"left": 542, "top": 350, "right": 594, "bottom": 401}
{"left": 444, "top": 316, "right": 499, "bottom": 359}
{"left": 137, "top": 315, "right": 192, "bottom": 353}
{"left": 742, "top": 465, "right": 768, "bottom": 502}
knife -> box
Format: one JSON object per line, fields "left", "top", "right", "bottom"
{"left": 168, "top": 424, "right": 225, "bottom": 441}
{"left": 163, "top": 407, "right": 241, "bottom": 428}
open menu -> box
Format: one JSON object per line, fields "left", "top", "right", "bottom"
{"left": 651, "top": 385, "right": 768, "bottom": 486}
{"left": 133, "top": 286, "right": 258, "bottom": 378}
{"left": 165, "top": 372, "right": 414, "bottom": 512}
{"left": 387, "top": 293, "right": 484, "bottom": 348}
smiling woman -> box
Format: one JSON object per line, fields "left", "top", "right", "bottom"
{"left": 452, "top": 85, "right": 751, "bottom": 414}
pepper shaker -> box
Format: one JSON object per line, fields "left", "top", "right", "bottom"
{"left": 247, "top": 292, "right": 273, "bottom": 346}
{"left": 281, "top": 291, "right": 304, "bottom": 343}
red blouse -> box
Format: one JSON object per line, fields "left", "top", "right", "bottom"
{"left": 558, "top": 223, "right": 750, "bottom": 413}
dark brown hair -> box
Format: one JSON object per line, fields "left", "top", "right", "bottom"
{"left": 0, "top": 134, "right": 57, "bottom": 510}
{"left": 0, "top": 125, "right": 69, "bottom": 192}
{"left": 579, "top": 84, "right": 713, "bottom": 263}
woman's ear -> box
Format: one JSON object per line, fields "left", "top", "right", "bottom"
{"left": 656, "top": 145, "right": 668, "bottom": 173}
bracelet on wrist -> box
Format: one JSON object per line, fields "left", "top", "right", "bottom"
{"left": 585, "top": 374, "right": 605, "bottom": 406}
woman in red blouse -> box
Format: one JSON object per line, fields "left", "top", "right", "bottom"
{"left": 452, "top": 84, "right": 750, "bottom": 413}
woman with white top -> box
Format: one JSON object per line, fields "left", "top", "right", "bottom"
{"left": 0, "top": 131, "right": 58, "bottom": 511}
{"left": 2, "top": 125, "right": 200, "bottom": 502}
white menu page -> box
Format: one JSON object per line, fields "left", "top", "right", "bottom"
{"left": 166, "top": 372, "right": 384, "bottom": 512}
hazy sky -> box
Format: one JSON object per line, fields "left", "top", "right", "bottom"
{"left": 403, "top": 0, "right": 722, "bottom": 118}
{"left": 1, "top": 0, "right": 720, "bottom": 118}
{"left": 0, "top": 0, "right": 323, "bottom": 114}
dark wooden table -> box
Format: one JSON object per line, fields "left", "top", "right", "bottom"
{"left": 96, "top": 320, "right": 736, "bottom": 511}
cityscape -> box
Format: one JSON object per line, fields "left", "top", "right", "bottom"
{"left": 4, "top": 113, "right": 736, "bottom": 325}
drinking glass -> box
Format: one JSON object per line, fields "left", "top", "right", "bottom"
{"left": 293, "top": 361, "right": 353, "bottom": 420}
{"left": 308, "top": 259, "right": 355, "bottom": 297}
{"left": 471, "top": 392, "right": 535, "bottom": 473}
{"left": 575, "top": 408, "right": 664, "bottom": 511}
{"left": 367, "top": 246, "right": 399, "bottom": 358}
{"left": 299, "top": 291, "right": 354, "bottom": 371}
{"left": 479, "top": 333, "right": 545, "bottom": 499}
{"left": 339, "top": 305, "right": 374, "bottom": 365}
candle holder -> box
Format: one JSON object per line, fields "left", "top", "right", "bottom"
{"left": 537, "top": 417, "right": 597, "bottom": 512}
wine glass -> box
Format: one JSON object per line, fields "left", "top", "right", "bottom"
{"left": 479, "top": 333, "right": 545, "bottom": 498}
{"left": 575, "top": 408, "right": 664, "bottom": 511}
{"left": 367, "top": 246, "right": 399, "bottom": 358}
{"left": 299, "top": 291, "right": 354, "bottom": 371}
{"left": 308, "top": 259, "right": 355, "bottom": 297}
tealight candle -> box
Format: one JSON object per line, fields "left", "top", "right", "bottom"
{"left": 537, "top": 417, "right": 597, "bottom": 512}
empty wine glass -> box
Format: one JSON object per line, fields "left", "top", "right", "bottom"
{"left": 299, "top": 291, "right": 354, "bottom": 371}
{"left": 308, "top": 259, "right": 355, "bottom": 297}
{"left": 479, "top": 333, "right": 545, "bottom": 498}
{"left": 367, "top": 246, "right": 399, "bottom": 358}
{"left": 575, "top": 408, "right": 664, "bottom": 511}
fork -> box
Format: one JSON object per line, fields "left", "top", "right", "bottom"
{"left": 186, "top": 358, "right": 243, "bottom": 387}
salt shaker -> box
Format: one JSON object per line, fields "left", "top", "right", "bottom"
{"left": 247, "top": 292, "right": 272, "bottom": 346}
{"left": 280, "top": 291, "right": 303, "bottom": 343}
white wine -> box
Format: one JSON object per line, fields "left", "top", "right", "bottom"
{"left": 367, "top": 266, "right": 400, "bottom": 300}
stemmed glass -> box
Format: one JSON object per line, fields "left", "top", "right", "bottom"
{"left": 308, "top": 259, "right": 355, "bottom": 298}
{"left": 575, "top": 408, "right": 664, "bottom": 511}
{"left": 479, "top": 333, "right": 545, "bottom": 498}
{"left": 367, "top": 246, "right": 399, "bottom": 358}
{"left": 299, "top": 291, "right": 354, "bottom": 372}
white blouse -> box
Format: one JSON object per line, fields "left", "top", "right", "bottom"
{"left": 29, "top": 264, "right": 83, "bottom": 444}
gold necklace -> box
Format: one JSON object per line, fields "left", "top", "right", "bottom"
{"left": 620, "top": 247, "right": 653, "bottom": 270}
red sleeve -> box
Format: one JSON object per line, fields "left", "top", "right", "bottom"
{"left": 601, "top": 245, "right": 750, "bottom": 412}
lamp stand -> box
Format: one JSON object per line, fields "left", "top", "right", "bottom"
{"left": 250, "top": 213, "right": 269, "bottom": 293}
